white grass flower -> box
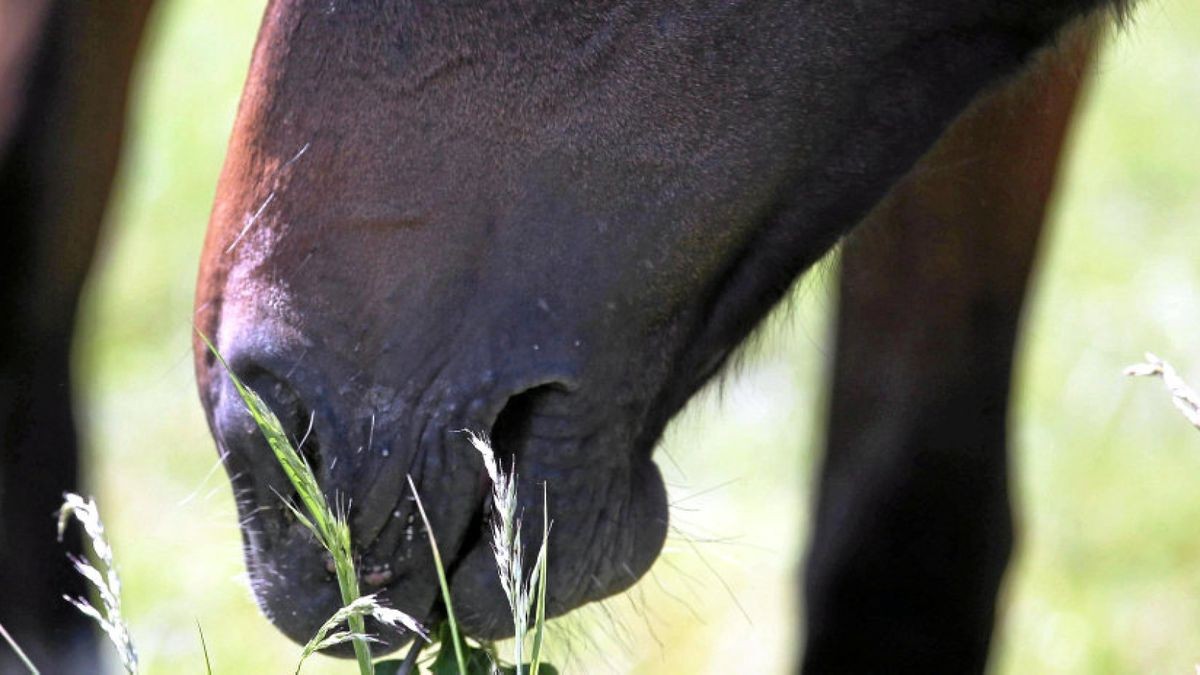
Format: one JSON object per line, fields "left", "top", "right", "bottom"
{"left": 1125, "top": 352, "right": 1200, "bottom": 430}
{"left": 296, "top": 595, "right": 428, "bottom": 673}
{"left": 57, "top": 493, "right": 138, "bottom": 674}
{"left": 465, "top": 431, "right": 551, "bottom": 675}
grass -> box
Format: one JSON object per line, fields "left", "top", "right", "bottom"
{"left": 11, "top": 487, "right": 426, "bottom": 675}
{"left": 57, "top": 494, "right": 138, "bottom": 674}
{"left": 465, "top": 431, "right": 550, "bottom": 675}
{"left": 1125, "top": 353, "right": 1200, "bottom": 431}
{"left": 405, "top": 433, "right": 554, "bottom": 675}
{"left": 0, "top": 493, "right": 139, "bottom": 675}
{"left": 404, "top": 475, "right": 467, "bottom": 674}
{"left": 200, "top": 332, "right": 379, "bottom": 674}
{"left": 0, "top": 622, "right": 40, "bottom": 675}
{"left": 198, "top": 623, "right": 212, "bottom": 674}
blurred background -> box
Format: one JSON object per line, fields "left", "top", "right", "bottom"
{"left": 73, "top": 1, "right": 1200, "bottom": 672}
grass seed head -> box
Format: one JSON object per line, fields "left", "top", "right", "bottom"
{"left": 57, "top": 493, "right": 138, "bottom": 674}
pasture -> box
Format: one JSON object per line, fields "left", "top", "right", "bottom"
{"left": 69, "top": 0, "right": 1200, "bottom": 671}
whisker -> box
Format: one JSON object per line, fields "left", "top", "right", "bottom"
{"left": 623, "top": 591, "right": 663, "bottom": 651}
{"left": 225, "top": 192, "right": 276, "bottom": 254}
{"left": 649, "top": 567, "right": 704, "bottom": 623}
{"left": 294, "top": 411, "right": 316, "bottom": 454}
{"left": 593, "top": 597, "right": 635, "bottom": 654}
{"left": 669, "top": 477, "right": 740, "bottom": 506}
{"left": 177, "top": 451, "right": 232, "bottom": 507}
{"left": 674, "top": 528, "right": 752, "bottom": 624}
{"left": 657, "top": 556, "right": 706, "bottom": 605}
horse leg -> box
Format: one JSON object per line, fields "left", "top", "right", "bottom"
{"left": 802, "top": 21, "right": 1100, "bottom": 674}
{"left": 0, "top": 1, "right": 153, "bottom": 669}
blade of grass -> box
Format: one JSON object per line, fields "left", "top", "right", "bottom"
{"left": 528, "top": 484, "right": 550, "bottom": 675}
{"left": 406, "top": 475, "right": 467, "bottom": 675}
{"left": 398, "top": 638, "right": 426, "bottom": 675}
{"left": 198, "top": 330, "right": 372, "bottom": 674}
{"left": 0, "top": 622, "right": 39, "bottom": 675}
{"left": 196, "top": 622, "right": 212, "bottom": 675}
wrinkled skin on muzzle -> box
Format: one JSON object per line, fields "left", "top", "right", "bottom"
{"left": 194, "top": 0, "right": 1118, "bottom": 653}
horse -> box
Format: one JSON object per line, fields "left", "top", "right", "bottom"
{"left": 1, "top": 0, "right": 1128, "bottom": 671}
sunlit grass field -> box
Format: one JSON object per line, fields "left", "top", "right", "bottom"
{"left": 73, "top": 1, "right": 1200, "bottom": 672}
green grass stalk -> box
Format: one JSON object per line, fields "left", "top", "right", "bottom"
{"left": 528, "top": 485, "right": 550, "bottom": 675}
{"left": 0, "top": 622, "right": 39, "bottom": 675}
{"left": 406, "top": 475, "right": 468, "bottom": 674}
{"left": 198, "top": 331, "right": 372, "bottom": 674}
{"left": 197, "top": 622, "right": 212, "bottom": 675}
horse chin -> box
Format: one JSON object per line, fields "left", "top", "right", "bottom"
{"left": 447, "top": 454, "right": 670, "bottom": 640}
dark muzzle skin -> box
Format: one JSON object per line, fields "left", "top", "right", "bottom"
{"left": 194, "top": 0, "right": 1125, "bottom": 654}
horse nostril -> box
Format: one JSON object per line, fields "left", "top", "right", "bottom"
{"left": 245, "top": 370, "right": 313, "bottom": 443}
{"left": 490, "top": 382, "right": 573, "bottom": 461}
{"left": 215, "top": 362, "right": 322, "bottom": 496}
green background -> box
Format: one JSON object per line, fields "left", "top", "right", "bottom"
{"left": 74, "top": 2, "right": 1200, "bottom": 672}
